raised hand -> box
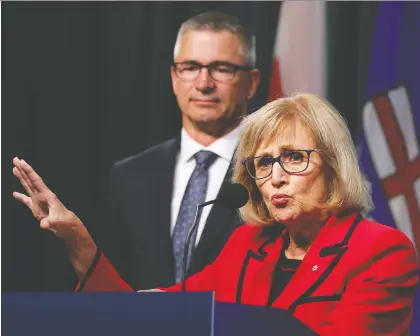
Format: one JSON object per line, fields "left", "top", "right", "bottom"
{"left": 13, "top": 157, "right": 82, "bottom": 240}
{"left": 12, "top": 157, "right": 97, "bottom": 280}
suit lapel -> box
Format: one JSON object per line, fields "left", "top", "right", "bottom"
{"left": 149, "top": 137, "right": 180, "bottom": 284}
{"left": 272, "top": 212, "right": 361, "bottom": 310}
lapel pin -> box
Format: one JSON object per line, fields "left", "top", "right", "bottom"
{"left": 312, "top": 265, "right": 319, "bottom": 271}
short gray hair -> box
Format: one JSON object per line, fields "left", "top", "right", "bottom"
{"left": 173, "top": 11, "right": 256, "bottom": 67}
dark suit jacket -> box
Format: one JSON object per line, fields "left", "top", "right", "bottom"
{"left": 95, "top": 136, "right": 243, "bottom": 290}
{"left": 81, "top": 212, "right": 418, "bottom": 335}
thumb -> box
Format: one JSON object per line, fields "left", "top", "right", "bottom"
{"left": 40, "top": 218, "right": 51, "bottom": 230}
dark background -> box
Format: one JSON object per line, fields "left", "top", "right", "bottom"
{"left": 2, "top": 1, "right": 378, "bottom": 291}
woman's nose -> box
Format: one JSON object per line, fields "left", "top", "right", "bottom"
{"left": 270, "top": 162, "right": 288, "bottom": 187}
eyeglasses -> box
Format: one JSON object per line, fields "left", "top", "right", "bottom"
{"left": 172, "top": 61, "right": 253, "bottom": 82}
{"left": 242, "top": 149, "right": 322, "bottom": 180}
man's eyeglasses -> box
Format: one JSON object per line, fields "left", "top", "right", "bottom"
{"left": 242, "top": 149, "right": 322, "bottom": 180}
{"left": 173, "top": 61, "right": 253, "bottom": 82}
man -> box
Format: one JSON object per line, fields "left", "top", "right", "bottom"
{"left": 93, "top": 11, "right": 260, "bottom": 290}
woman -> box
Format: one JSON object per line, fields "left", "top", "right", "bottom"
{"left": 13, "top": 93, "right": 418, "bottom": 335}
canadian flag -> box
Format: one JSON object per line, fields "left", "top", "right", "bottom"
{"left": 269, "top": 1, "right": 327, "bottom": 101}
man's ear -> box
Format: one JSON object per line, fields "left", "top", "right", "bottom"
{"left": 170, "top": 65, "right": 178, "bottom": 96}
{"left": 246, "top": 68, "right": 260, "bottom": 100}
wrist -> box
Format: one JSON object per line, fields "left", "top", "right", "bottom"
{"left": 64, "top": 220, "right": 98, "bottom": 281}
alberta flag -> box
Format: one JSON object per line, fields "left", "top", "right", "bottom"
{"left": 359, "top": 2, "right": 420, "bottom": 333}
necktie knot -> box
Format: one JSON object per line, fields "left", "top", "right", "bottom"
{"left": 194, "top": 150, "right": 217, "bottom": 169}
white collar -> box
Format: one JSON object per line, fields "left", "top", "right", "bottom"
{"left": 179, "top": 124, "right": 242, "bottom": 164}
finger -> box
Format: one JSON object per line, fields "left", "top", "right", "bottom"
{"left": 18, "top": 167, "right": 36, "bottom": 198}
{"left": 13, "top": 191, "right": 33, "bottom": 208}
{"left": 13, "top": 167, "right": 34, "bottom": 197}
{"left": 13, "top": 157, "right": 36, "bottom": 193}
{"left": 14, "top": 158, "right": 59, "bottom": 208}
{"left": 19, "top": 159, "right": 51, "bottom": 194}
{"left": 14, "top": 157, "right": 37, "bottom": 196}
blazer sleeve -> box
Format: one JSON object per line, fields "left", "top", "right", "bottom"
{"left": 76, "top": 251, "right": 216, "bottom": 293}
{"left": 77, "top": 224, "right": 250, "bottom": 293}
{"left": 76, "top": 252, "right": 133, "bottom": 292}
{"left": 320, "top": 229, "right": 419, "bottom": 336}
{"left": 76, "top": 245, "right": 218, "bottom": 293}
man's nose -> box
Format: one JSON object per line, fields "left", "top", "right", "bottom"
{"left": 195, "top": 68, "right": 215, "bottom": 91}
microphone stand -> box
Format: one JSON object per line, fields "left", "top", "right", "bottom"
{"left": 181, "top": 199, "right": 216, "bottom": 291}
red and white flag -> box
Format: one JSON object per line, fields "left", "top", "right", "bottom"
{"left": 269, "top": 1, "right": 327, "bottom": 101}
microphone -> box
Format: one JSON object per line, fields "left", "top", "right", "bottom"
{"left": 181, "top": 183, "right": 249, "bottom": 290}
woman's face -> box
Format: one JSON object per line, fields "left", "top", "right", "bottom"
{"left": 255, "top": 120, "right": 328, "bottom": 226}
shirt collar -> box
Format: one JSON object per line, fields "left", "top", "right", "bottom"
{"left": 179, "top": 124, "right": 242, "bottom": 164}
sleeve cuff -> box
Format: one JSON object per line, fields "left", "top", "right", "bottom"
{"left": 76, "top": 248, "right": 102, "bottom": 292}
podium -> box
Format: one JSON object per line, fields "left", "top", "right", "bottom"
{"left": 2, "top": 292, "right": 318, "bottom": 335}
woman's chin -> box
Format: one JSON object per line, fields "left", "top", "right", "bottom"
{"left": 272, "top": 209, "right": 297, "bottom": 225}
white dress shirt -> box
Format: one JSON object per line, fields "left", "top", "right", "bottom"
{"left": 171, "top": 125, "right": 242, "bottom": 246}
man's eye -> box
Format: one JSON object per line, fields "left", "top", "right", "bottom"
{"left": 215, "top": 66, "right": 235, "bottom": 73}
{"left": 181, "top": 66, "right": 199, "bottom": 71}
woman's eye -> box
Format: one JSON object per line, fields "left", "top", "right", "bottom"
{"left": 258, "top": 158, "right": 272, "bottom": 167}
{"left": 284, "top": 151, "right": 305, "bottom": 162}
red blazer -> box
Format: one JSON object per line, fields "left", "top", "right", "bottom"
{"left": 79, "top": 212, "right": 419, "bottom": 336}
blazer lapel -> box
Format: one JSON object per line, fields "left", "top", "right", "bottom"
{"left": 272, "top": 212, "right": 362, "bottom": 311}
{"left": 238, "top": 227, "right": 285, "bottom": 306}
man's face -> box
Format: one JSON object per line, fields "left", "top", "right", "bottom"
{"left": 171, "top": 30, "right": 259, "bottom": 133}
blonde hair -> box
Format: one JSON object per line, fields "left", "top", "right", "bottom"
{"left": 233, "top": 92, "right": 374, "bottom": 225}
